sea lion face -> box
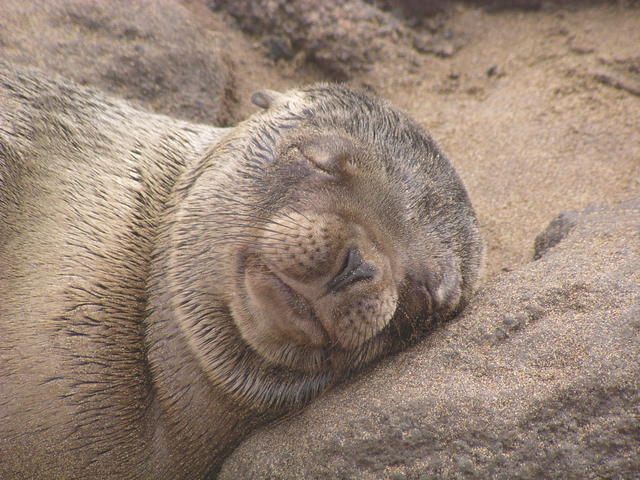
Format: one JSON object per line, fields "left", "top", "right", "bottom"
{"left": 234, "top": 132, "right": 406, "bottom": 371}
{"left": 170, "top": 84, "right": 481, "bottom": 399}
{"left": 210, "top": 87, "right": 477, "bottom": 375}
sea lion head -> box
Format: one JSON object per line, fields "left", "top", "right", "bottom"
{"left": 156, "top": 84, "right": 482, "bottom": 408}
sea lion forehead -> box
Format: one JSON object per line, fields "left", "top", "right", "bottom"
{"left": 251, "top": 84, "right": 395, "bottom": 127}
{"left": 294, "top": 85, "right": 430, "bottom": 163}
{"left": 249, "top": 85, "right": 424, "bottom": 168}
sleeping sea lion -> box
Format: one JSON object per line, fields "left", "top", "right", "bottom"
{"left": 0, "top": 62, "right": 483, "bottom": 479}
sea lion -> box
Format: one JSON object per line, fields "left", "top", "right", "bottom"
{"left": 0, "top": 62, "right": 483, "bottom": 479}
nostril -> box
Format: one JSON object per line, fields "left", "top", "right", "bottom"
{"left": 326, "top": 247, "right": 377, "bottom": 294}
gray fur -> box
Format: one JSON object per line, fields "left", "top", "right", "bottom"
{"left": 0, "top": 62, "right": 483, "bottom": 479}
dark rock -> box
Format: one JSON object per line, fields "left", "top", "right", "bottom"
{"left": 533, "top": 209, "right": 578, "bottom": 259}
{"left": 468, "top": 0, "right": 618, "bottom": 12}
{"left": 413, "top": 31, "right": 466, "bottom": 58}
{"left": 0, "top": 0, "right": 237, "bottom": 125}
{"left": 263, "top": 36, "right": 294, "bottom": 60}
{"left": 209, "top": 0, "right": 402, "bottom": 80}
{"left": 502, "top": 313, "right": 525, "bottom": 330}
{"left": 371, "top": 0, "right": 450, "bottom": 18}
{"left": 209, "top": 0, "right": 463, "bottom": 80}
{"left": 220, "top": 198, "right": 640, "bottom": 479}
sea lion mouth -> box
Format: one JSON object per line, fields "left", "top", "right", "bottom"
{"left": 231, "top": 209, "right": 402, "bottom": 371}
{"left": 241, "top": 249, "right": 397, "bottom": 356}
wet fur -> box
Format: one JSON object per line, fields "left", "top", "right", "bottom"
{"left": 0, "top": 63, "right": 483, "bottom": 478}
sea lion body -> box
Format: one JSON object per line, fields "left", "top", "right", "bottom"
{"left": 0, "top": 65, "right": 233, "bottom": 478}
{"left": 0, "top": 63, "right": 482, "bottom": 478}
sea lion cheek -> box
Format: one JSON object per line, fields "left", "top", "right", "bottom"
{"left": 243, "top": 258, "right": 328, "bottom": 348}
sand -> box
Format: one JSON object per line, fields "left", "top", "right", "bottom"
{"left": 214, "top": 1, "right": 640, "bottom": 279}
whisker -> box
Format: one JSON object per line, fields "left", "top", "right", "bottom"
{"left": 211, "top": 223, "right": 302, "bottom": 239}
{"left": 208, "top": 192, "right": 313, "bottom": 231}
{"left": 207, "top": 211, "right": 303, "bottom": 233}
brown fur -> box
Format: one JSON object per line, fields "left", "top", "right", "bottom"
{"left": 0, "top": 62, "right": 483, "bottom": 478}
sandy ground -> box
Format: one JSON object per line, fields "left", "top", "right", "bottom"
{"left": 0, "top": 2, "right": 638, "bottom": 477}
{"left": 210, "top": 2, "right": 640, "bottom": 281}
{"left": 4, "top": 1, "right": 636, "bottom": 279}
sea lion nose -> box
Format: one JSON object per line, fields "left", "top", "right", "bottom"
{"left": 326, "top": 247, "right": 377, "bottom": 294}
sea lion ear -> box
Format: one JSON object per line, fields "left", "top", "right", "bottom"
{"left": 251, "top": 90, "right": 283, "bottom": 110}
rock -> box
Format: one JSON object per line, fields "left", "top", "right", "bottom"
{"left": 220, "top": 198, "right": 640, "bottom": 479}
{"left": 208, "top": 0, "right": 460, "bottom": 80}
{"left": 533, "top": 210, "right": 578, "bottom": 259}
{"left": 371, "top": 0, "right": 451, "bottom": 18}
{"left": 209, "top": 0, "right": 401, "bottom": 79}
{"left": 0, "top": 0, "right": 237, "bottom": 125}
{"left": 262, "top": 36, "right": 294, "bottom": 61}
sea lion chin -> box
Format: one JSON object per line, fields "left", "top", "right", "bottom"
{"left": 1, "top": 63, "right": 483, "bottom": 479}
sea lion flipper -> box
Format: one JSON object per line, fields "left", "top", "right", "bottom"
{"left": 251, "top": 89, "right": 283, "bottom": 110}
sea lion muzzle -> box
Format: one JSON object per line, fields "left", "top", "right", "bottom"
{"left": 239, "top": 209, "right": 399, "bottom": 360}
{"left": 326, "top": 247, "right": 377, "bottom": 294}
